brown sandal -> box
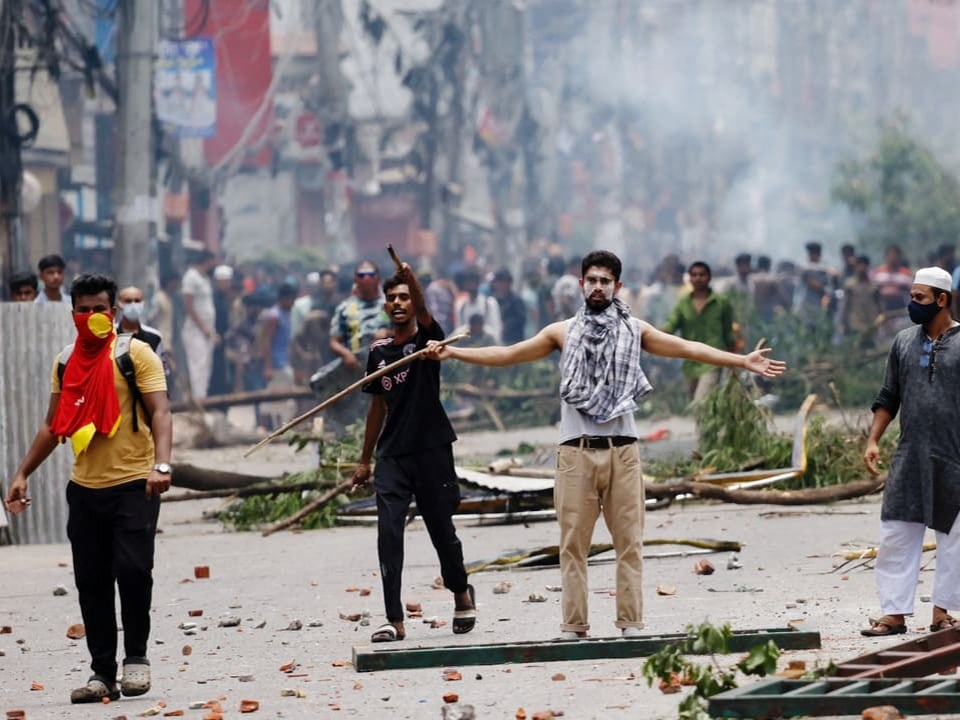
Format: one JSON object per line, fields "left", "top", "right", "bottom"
{"left": 930, "top": 614, "right": 958, "bottom": 632}
{"left": 861, "top": 615, "right": 907, "bottom": 637}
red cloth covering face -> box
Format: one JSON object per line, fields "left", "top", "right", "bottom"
{"left": 50, "top": 312, "right": 122, "bottom": 455}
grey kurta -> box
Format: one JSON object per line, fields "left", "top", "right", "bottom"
{"left": 873, "top": 323, "right": 960, "bottom": 533}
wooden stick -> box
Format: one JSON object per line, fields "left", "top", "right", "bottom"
{"left": 261, "top": 478, "right": 354, "bottom": 536}
{"left": 387, "top": 243, "right": 403, "bottom": 271}
{"left": 243, "top": 332, "right": 468, "bottom": 457}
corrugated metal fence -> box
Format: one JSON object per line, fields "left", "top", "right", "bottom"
{"left": 0, "top": 304, "right": 75, "bottom": 544}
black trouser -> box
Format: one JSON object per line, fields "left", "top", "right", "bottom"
{"left": 66, "top": 480, "right": 160, "bottom": 682}
{"left": 374, "top": 445, "right": 468, "bottom": 622}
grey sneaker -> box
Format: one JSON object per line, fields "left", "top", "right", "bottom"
{"left": 621, "top": 626, "right": 643, "bottom": 638}
{"left": 120, "top": 657, "right": 151, "bottom": 697}
{"left": 70, "top": 674, "right": 120, "bottom": 703}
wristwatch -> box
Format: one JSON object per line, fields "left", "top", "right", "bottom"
{"left": 152, "top": 463, "right": 173, "bottom": 475}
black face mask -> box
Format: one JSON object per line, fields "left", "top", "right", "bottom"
{"left": 907, "top": 299, "right": 941, "bottom": 325}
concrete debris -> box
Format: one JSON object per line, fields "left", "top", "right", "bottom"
{"left": 441, "top": 704, "right": 476, "bottom": 720}
{"left": 693, "top": 559, "right": 715, "bottom": 575}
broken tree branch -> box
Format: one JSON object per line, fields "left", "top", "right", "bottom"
{"left": 163, "top": 479, "right": 350, "bottom": 503}
{"left": 170, "top": 386, "right": 314, "bottom": 413}
{"left": 171, "top": 463, "right": 285, "bottom": 492}
{"left": 261, "top": 479, "right": 354, "bottom": 537}
{"left": 644, "top": 476, "right": 885, "bottom": 504}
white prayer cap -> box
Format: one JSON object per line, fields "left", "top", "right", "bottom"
{"left": 306, "top": 271, "right": 321, "bottom": 286}
{"left": 913, "top": 266, "right": 952, "bottom": 292}
{"left": 213, "top": 265, "right": 234, "bottom": 280}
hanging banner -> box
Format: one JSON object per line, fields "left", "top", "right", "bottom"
{"left": 185, "top": 0, "right": 273, "bottom": 168}
{"left": 155, "top": 38, "right": 217, "bottom": 138}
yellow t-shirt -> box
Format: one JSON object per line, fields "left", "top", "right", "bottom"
{"left": 51, "top": 337, "right": 167, "bottom": 488}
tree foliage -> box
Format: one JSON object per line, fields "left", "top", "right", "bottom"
{"left": 832, "top": 117, "right": 960, "bottom": 260}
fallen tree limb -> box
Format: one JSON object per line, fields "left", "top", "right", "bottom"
{"left": 832, "top": 542, "right": 936, "bottom": 564}
{"left": 171, "top": 463, "right": 286, "bottom": 492}
{"left": 170, "top": 382, "right": 554, "bottom": 414}
{"left": 466, "top": 539, "right": 743, "bottom": 574}
{"left": 448, "top": 383, "right": 556, "bottom": 399}
{"left": 644, "top": 476, "right": 885, "bottom": 504}
{"left": 261, "top": 479, "right": 354, "bottom": 537}
{"left": 170, "top": 386, "right": 314, "bottom": 413}
{"left": 163, "top": 480, "right": 338, "bottom": 503}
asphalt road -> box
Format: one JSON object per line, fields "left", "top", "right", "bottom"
{"left": 3, "top": 413, "right": 948, "bottom": 720}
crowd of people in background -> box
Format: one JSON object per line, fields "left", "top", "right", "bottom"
{"left": 5, "top": 239, "right": 959, "bottom": 430}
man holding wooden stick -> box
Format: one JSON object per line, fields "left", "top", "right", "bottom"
{"left": 352, "top": 262, "right": 476, "bottom": 643}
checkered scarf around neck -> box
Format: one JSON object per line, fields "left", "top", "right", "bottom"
{"left": 559, "top": 297, "right": 652, "bottom": 423}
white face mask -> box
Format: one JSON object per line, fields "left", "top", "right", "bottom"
{"left": 121, "top": 301, "right": 144, "bottom": 321}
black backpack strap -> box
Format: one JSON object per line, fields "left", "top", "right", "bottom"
{"left": 58, "top": 337, "right": 150, "bottom": 433}
{"left": 114, "top": 333, "right": 149, "bottom": 432}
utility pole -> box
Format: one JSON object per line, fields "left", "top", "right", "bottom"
{"left": 0, "top": 0, "right": 26, "bottom": 287}
{"left": 161, "top": 0, "right": 185, "bottom": 276}
{"left": 439, "top": 0, "right": 467, "bottom": 273}
{"left": 477, "top": 0, "right": 525, "bottom": 265}
{"left": 112, "top": 0, "right": 158, "bottom": 287}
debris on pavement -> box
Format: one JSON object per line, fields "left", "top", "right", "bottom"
{"left": 860, "top": 706, "right": 902, "bottom": 720}
{"left": 238, "top": 699, "right": 259, "bottom": 713}
{"left": 493, "top": 581, "right": 512, "bottom": 594}
{"left": 194, "top": 566, "right": 210, "bottom": 579}
{"left": 66, "top": 623, "right": 85, "bottom": 639}
{"left": 694, "top": 559, "right": 715, "bottom": 575}
{"left": 52, "top": 585, "right": 68, "bottom": 596}
{"left": 656, "top": 585, "right": 677, "bottom": 596}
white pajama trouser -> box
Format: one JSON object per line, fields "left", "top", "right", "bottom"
{"left": 876, "top": 515, "right": 960, "bottom": 615}
{"left": 181, "top": 324, "right": 213, "bottom": 399}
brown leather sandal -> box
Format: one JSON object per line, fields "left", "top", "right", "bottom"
{"left": 930, "top": 614, "right": 958, "bottom": 632}
{"left": 861, "top": 615, "right": 907, "bottom": 637}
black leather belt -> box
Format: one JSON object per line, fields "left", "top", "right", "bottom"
{"left": 560, "top": 436, "right": 637, "bottom": 449}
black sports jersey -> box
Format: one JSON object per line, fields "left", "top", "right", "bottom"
{"left": 362, "top": 320, "right": 456, "bottom": 457}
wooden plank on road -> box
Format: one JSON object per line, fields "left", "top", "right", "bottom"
{"left": 352, "top": 626, "right": 821, "bottom": 672}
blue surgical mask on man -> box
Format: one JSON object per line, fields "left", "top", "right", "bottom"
{"left": 121, "top": 301, "right": 144, "bottom": 322}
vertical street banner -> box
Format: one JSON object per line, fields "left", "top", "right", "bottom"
{"left": 155, "top": 38, "right": 217, "bottom": 138}
{"left": 186, "top": 0, "right": 273, "bottom": 168}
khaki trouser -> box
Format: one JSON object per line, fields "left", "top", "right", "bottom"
{"left": 554, "top": 442, "right": 644, "bottom": 633}
{"left": 687, "top": 368, "right": 721, "bottom": 402}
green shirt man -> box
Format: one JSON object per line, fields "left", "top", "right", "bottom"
{"left": 663, "top": 261, "right": 736, "bottom": 399}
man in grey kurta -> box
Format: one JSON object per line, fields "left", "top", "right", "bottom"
{"left": 862, "top": 266, "right": 960, "bottom": 636}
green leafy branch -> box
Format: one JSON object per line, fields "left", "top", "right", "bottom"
{"left": 642, "top": 621, "right": 780, "bottom": 720}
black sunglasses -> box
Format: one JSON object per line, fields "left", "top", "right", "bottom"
{"left": 356, "top": 271, "right": 377, "bottom": 278}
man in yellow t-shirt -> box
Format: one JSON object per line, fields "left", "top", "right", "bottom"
{"left": 4, "top": 274, "right": 172, "bottom": 704}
